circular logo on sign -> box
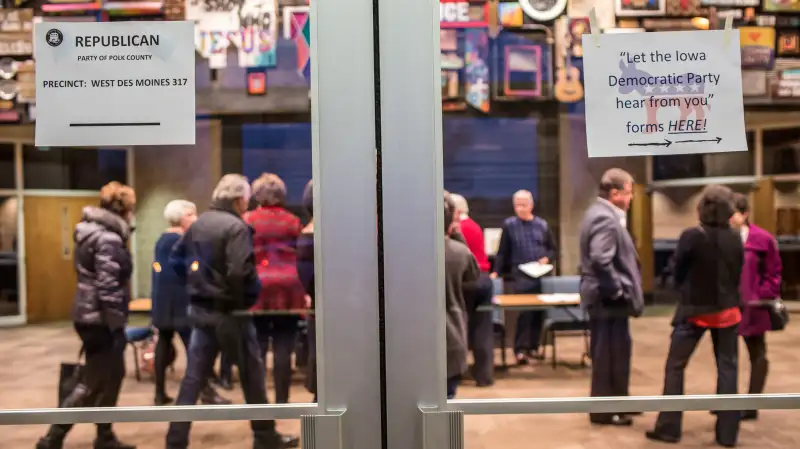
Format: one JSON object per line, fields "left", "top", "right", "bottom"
{"left": 46, "top": 29, "right": 63, "bottom": 47}
{"left": 518, "top": 0, "right": 567, "bottom": 22}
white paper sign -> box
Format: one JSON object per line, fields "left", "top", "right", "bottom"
{"left": 581, "top": 30, "right": 747, "bottom": 158}
{"left": 34, "top": 21, "right": 195, "bottom": 146}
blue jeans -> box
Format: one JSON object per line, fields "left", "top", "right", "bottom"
{"left": 165, "top": 318, "right": 275, "bottom": 448}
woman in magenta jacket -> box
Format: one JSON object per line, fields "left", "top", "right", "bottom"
{"left": 730, "top": 193, "right": 782, "bottom": 421}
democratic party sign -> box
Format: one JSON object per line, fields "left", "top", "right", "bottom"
{"left": 581, "top": 30, "right": 747, "bottom": 158}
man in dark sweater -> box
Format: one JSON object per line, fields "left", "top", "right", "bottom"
{"left": 491, "top": 190, "right": 557, "bottom": 364}
{"left": 165, "top": 174, "right": 298, "bottom": 449}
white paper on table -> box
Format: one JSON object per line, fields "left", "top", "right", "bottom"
{"left": 537, "top": 293, "right": 581, "bottom": 304}
{"left": 518, "top": 262, "right": 553, "bottom": 279}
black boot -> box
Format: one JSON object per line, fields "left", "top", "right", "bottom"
{"left": 154, "top": 392, "right": 174, "bottom": 406}
{"left": 200, "top": 385, "right": 232, "bottom": 405}
{"left": 36, "top": 426, "right": 68, "bottom": 449}
{"left": 94, "top": 424, "right": 135, "bottom": 449}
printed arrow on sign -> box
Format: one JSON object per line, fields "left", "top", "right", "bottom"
{"left": 628, "top": 139, "right": 672, "bottom": 148}
{"left": 675, "top": 137, "right": 723, "bottom": 144}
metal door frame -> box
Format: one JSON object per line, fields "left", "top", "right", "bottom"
{"left": 377, "top": 2, "right": 800, "bottom": 448}
{"left": 0, "top": 1, "right": 382, "bottom": 447}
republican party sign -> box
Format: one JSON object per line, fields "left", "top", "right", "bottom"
{"left": 581, "top": 30, "right": 747, "bottom": 158}
{"left": 34, "top": 21, "right": 195, "bottom": 146}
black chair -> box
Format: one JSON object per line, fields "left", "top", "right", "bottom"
{"left": 540, "top": 276, "right": 590, "bottom": 369}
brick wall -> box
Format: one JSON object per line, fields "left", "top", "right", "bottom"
{"left": 132, "top": 120, "right": 222, "bottom": 298}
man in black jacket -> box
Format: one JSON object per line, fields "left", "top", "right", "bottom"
{"left": 165, "top": 174, "right": 298, "bottom": 449}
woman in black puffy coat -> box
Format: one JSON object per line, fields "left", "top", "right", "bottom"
{"left": 37, "top": 182, "right": 137, "bottom": 449}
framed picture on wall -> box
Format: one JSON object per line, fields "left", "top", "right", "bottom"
{"left": 503, "top": 45, "right": 542, "bottom": 97}
{"left": 615, "top": 0, "right": 666, "bottom": 17}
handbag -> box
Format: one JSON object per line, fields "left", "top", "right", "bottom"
{"left": 760, "top": 299, "right": 790, "bottom": 332}
{"left": 58, "top": 348, "right": 84, "bottom": 406}
{"left": 753, "top": 244, "right": 788, "bottom": 332}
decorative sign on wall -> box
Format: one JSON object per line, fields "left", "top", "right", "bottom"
{"left": 581, "top": 30, "right": 747, "bottom": 157}
{"left": 499, "top": 2, "right": 524, "bottom": 27}
{"left": 188, "top": 0, "right": 278, "bottom": 69}
{"left": 441, "top": 29, "right": 458, "bottom": 51}
{"left": 774, "top": 68, "right": 800, "bottom": 98}
{"left": 763, "top": 0, "right": 800, "bottom": 12}
{"left": 518, "top": 0, "right": 568, "bottom": 22}
{"left": 615, "top": 0, "right": 666, "bottom": 17}
{"left": 0, "top": 9, "right": 33, "bottom": 56}
{"left": 665, "top": 0, "right": 707, "bottom": 16}
{"left": 642, "top": 18, "right": 703, "bottom": 29}
{"left": 568, "top": 0, "right": 616, "bottom": 29}
{"left": 283, "top": 6, "right": 310, "bottom": 79}
{"left": 699, "top": 0, "right": 758, "bottom": 5}
{"left": 778, "top": 31, "right": 800, "bottom": 56}
{"left": 739, "top": 27, "right": 775, "bottom": 69}
{"left": 568, "top": 18, "right": 590, "bottom": 57}
{"left": 741, "top": 70, "right": 768, "bottom": 96}
{"left": 464, "top": 29, "right": 490, "bottom": 112}
{"left": 440, "top": 0, "right": 489, "bottom": 28}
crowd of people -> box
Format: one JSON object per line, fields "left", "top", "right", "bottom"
{"left": 576, "top": 169, "right": 782, "bottom": 448}
{"left": 32, "top": 166, "right": 782, "bottom": 449}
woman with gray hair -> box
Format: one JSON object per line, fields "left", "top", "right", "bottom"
{"left": 151, "top": 200, "right": 229, "bottom": 407}
{"left": 244, "top": 173, "right": 306, "bottom": 404}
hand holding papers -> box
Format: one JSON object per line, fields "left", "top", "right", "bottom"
{"left": 518, "top": 262, "right": 554, "bottom": 279}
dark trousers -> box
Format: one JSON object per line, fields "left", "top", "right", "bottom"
{"left": 512, "top": 277, "right": 543, "bottom": 355}
{"left": 254, "top": 316, "right": 299, "bottom": 404}
{"left": 48, "top": 324, "right": 126, "bottom": 438}
{"left": 744, "top": 334, "right": 768, "bottom": 413}
{"left": 466, "top": 273, "right": 494, "bottom": 385}
{"left": 166, "top": 321, "right": 275, "bottom": 449}
{"left": 155, "top": 327, "right": 191, "bottom": 398}
{"left": 446, "top": 375, "right": 460, "bottom": 399}
{"left": 589, "top": 316, "right": 631, "bottom": 422}
{"left": 653, "top": 323, "right": 739, "bottom": 446}
{"left": 306, "top": 315, "right": 318, "bottom": 400}
{"left": 219, "top": 351, "right": 233, "bottom": 383}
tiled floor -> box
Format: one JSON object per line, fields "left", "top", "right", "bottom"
{"left": 2, "top": 316, "right": 800, "bottom": 448}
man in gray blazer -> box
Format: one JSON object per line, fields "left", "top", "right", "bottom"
{"left": 579, "top": 168, "right": 644, "bottom": 426}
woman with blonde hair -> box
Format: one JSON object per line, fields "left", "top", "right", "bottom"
{"left": 151, "top": 200, "right": 230, "bottom": 407}
{"left": 38, "top": 182, "right": 137, "bottom": 449}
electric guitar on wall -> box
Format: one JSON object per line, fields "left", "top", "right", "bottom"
{"left": 554, "top": 47, "right": 583, "bottom": 103}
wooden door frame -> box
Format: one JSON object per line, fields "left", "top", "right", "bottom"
{"left": 0, "top": 131, "right": 133, "bottom": 326}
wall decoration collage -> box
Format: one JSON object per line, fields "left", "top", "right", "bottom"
{"left": 0, "top": 0, "right": 797, "bottom": 123}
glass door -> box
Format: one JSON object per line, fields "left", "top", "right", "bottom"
{"left": 377, "top": 1, "right": 800, "bottom": 448}
{"left": 0, "top": 143, "right": 23, "bottom": 326}
{"left": 0, "top": 0, "right": 381, "bottom": 448}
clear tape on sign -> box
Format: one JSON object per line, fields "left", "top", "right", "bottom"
{"left": 723, "top": 16, "right": 733, "bottom": 48}
{"left": 589, "top": 8, "right": 600, "bottom": 48}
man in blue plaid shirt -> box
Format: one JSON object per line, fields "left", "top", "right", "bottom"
{"left": 491, "top": 190, "right": 557, "bottom": 365}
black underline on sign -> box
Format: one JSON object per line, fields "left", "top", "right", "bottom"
{"left": 668, "top": 131, "right": 707, "bottom": 135}
{"left": 69, "top": 122, "right": 161, "bottom": 127}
